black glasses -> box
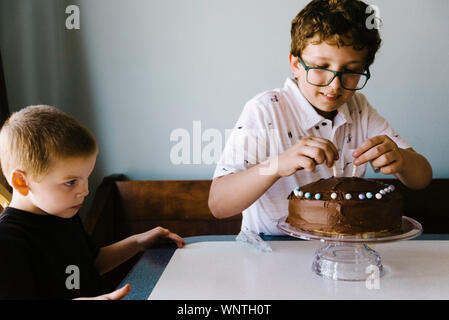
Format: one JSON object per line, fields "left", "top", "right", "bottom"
{"left": 298, "top": 56, "right": 370, "bottom": 91}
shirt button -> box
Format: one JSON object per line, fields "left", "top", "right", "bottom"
{"left": 315, "top": 126, "right": 319, "bottom": 130}
{"left": 322, "top": 122, "right": 327, "bottom": 126}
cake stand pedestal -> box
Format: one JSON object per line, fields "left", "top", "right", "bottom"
{"left": 277, "top": 216, "right": 422, "bottom": 281}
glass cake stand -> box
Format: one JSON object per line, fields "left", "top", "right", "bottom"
{"left": 277, "top": 216, "right": 422, "bottom": 281}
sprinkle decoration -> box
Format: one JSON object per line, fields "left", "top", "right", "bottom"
{"left": 291, "top": 183, "right": 394, "bottom": 200}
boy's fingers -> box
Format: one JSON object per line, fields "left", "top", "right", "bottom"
{"left": 159, "top": 228, "right": 186, "bottom": 247}
{"left": 167, "top": 232, "right": 186, "bottom": 247}
{"left": 104, "top": 284, "right": 131, "bottom": 300}
{"left": 296, "top": 155, "right": 316, "bottom": 172}
{"left": 299, "top": 146, "right": 326, "bottom": 165}
{"left": 353, "top": 136, "right": 384, "bottom": 158}
{"left": 168, "top": 233, "right": 185, "bottom": 246}
{"left": 309, "top": 136, "right": 339, "bottom": 158}
{"left": 303, "top": 139, "right": 338, "bottom": 167}
{"left": 379, "top": 160, "right": 402, "bottom": 175}
{"left": 370, "top": 150, "right": 397, "bottom": 169}
{"left": 354, "top": 142, "right": 391, "bottom": 166}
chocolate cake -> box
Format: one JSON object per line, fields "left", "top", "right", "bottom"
{"left": 286, "top": 177, "right": 403, "bottom": 235}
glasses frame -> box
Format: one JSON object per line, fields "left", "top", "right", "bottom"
{"left": 297, "top": 56, "right": 371, "bottom": 91}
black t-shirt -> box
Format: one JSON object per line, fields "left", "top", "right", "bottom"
{"left": 0, "top": 207, "right": 103, "bottom": 299}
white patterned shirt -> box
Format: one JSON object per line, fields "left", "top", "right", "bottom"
{"left": 213, "top": 78, "right": 410, "bottom": 235}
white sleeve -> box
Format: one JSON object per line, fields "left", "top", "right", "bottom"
{"left": 213, "top": 99, "right": 270, "bottom": 179}
{"left": 366, "top": 102, "right": 411, "bottom": 150}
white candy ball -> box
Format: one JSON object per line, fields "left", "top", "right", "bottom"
{"left": 345, "top": 193, "right": 352, "bottom": 200}
{"left": 331, "top": 192, "right": 338, "bottom": 200}
{"left": 375, "top": 193, "right": 382, "bottom": 199}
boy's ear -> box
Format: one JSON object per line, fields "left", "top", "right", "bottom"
{"left": 11, "top": 170, "right": 30, "bottom": 196}
{"left": 288, "top": 54, "right": 301, "bottom": 78}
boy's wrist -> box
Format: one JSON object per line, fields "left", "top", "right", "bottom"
{"left": 258, "top": 157, "right": 282, "bottom": 180}
{"left": 131, "top": 234, "right": 146, "bottom": 252}
{"left": 396, "top": 148, "right": 407, "bottom": 174}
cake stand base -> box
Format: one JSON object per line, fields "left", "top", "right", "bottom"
{"left": 312, "top": 242, "right": 384, "bottom": 281}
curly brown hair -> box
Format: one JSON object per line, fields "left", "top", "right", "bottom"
{"left": 291, "top": 0, "right": 381, "bottom": 66}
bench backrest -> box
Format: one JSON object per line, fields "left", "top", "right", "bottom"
{"left": 84, "top": 176, "right": 241, "bottom": 247}
{"left": 84, "top": 176, "right": 449, "bottom": 248}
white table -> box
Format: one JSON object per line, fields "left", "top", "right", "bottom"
{"left": 148, "top": 240, "right": 449, "bottom": 300}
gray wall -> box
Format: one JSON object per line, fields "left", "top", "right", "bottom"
{"left": 1, "top": 0, "right": 448, "bottom": 217}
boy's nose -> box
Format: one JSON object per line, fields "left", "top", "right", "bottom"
{"left": 77, "top": 182, "right": 89, "bottom": 198}
{"left": 328, "top": 75, "right": 342, "bottom": 90}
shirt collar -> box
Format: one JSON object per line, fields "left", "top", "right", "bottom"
{"left": 284, "top": 77, "right": 353, "bottom": 130}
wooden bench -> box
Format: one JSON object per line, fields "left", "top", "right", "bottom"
{"left": 83, "top": 175, "right": 449, "bottom": 291}
{"left": 83, "top": 175, "right": 241, "bottom": 244}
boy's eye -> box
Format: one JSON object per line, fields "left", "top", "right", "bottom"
{"left": 64, "top": 180, "right": 76, "bottom": 187}
{"left": 344, "top": 67, "right": 364, "bottom": 73}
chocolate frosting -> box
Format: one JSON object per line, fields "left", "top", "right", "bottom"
{"left": 286, "top": 177, "right": 403, "bottom": 235}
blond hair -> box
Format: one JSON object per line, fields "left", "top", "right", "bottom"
{"left": 0, "top": 105, "right": 98, "bottom": 182}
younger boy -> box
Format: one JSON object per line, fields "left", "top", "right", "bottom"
{"left": 209, "top": 0, "right": 432, "bottom": 235}
{"left": 0, "top": 105, "right": 185, "bottom": 299}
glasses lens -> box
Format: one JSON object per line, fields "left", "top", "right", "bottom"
{"left": 307, "top": 69, "right": 335, "bottom": 86}
{"left": 341, "top": 73, "right": 368, "bottom": 90}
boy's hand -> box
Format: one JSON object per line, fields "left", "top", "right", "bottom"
{"left": 352, "top": 135, "right": 405, "bottom": 175}
{"left": 275, "top": 136, "right": 339, "bottom": 177}
{"left": 74, "top": 284, "right": 131, "bottom": 300}
{"left": 135, "top": 227, "right": 186, "bottom": 251}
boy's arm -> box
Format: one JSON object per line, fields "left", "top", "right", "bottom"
{"left": 209, "top": 160, "right": 281, "bottom": 219}
{"left": 95, "top": 234, "right": 142, "bottom": 275}
{"left": 95, "top": 227, "right": 185, "bottom": 275}
{"left": 395, "top": 148, "right": 433, "bottom": 190}
{"left": 209, "top": 137, "right": 339, "bottom": 218}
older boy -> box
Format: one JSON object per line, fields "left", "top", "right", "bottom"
{"left": 209, "top": 0, "right": 432, "bottom": 235}
{"left": 0, "top": 105, "right": 185, "bottom": 299}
